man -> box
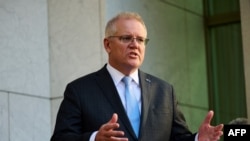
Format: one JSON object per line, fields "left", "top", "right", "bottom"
{"left": 51, "top": 12, "right": 223, "bottom": 141}
{"left": 229, "top": 117, "right": 249, "bottom": 124}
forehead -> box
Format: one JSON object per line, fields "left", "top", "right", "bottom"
{"left": 115, "top": 18, "right": 147, "bottom": 36}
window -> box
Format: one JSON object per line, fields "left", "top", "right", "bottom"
{"left": 204, "top": 0, "right": 246, "bottom": 126}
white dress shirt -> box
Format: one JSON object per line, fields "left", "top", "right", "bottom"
{"left": 106, "top": 63, "right": 141, "bottom": 112}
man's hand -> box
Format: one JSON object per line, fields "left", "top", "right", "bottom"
{"left": 95, "top": 113, "right": 128, "bottom": 141}
{"left": 198, "top": 110, "right": 224, "bottom": 141}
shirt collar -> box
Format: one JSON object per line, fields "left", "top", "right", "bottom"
{"left": 106, "top": 63, "right": 139, "bottom": 86}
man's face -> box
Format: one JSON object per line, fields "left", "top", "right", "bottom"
{"left": 104, "top": 18, "right": 147, "bottom": 75}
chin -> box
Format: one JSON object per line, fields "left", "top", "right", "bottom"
{"left": 129, "top": 63, "right": 141, "bottom": 69}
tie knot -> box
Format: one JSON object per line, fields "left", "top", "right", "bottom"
{"left": 122, "top": 76, "right": 132, "bottom": 86}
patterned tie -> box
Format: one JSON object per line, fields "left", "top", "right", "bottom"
{"left": 122, "top": 76, "right": 140, "bottom": 137}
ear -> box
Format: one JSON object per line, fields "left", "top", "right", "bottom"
{"left": 104, "top": 38, "right": 111, "bottom": 53}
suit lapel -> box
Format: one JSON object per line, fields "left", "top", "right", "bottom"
{"left": 139, "top": 71, "right": 152, "bottom": 137}
{"left": 95, "top": 65, "right": 137, "bottom": 139}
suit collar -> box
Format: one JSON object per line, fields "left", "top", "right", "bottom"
{"left": 106, "top": 63, "right": 139, "bottom": 85}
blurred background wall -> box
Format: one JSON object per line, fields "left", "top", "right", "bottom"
{"left": 0, "top": 0, "right": 249, "bottom": 141}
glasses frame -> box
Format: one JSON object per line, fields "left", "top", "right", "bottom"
{"left": 108, "top": 35, "right": 149, "bottom": 45}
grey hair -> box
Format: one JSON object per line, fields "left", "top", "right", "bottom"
{"left": 228, "top": 117, "right": 249, "bottom": 125}
{"left": 105, "top": 12, "right": 147, "bottom": 37}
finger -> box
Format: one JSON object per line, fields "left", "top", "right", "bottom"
{"left": 102, "top": 113, "right": 119, "bottom": 131}
{"left": 211, "top": 131, "right": 223, "bottom": 141}
{"left": 110, "top": 136, "right": 129, "bottom": 141}
{"left": 202, "top": 110, "right": 214, "bottom": 125}
{"left": 214, "top": 124, "right": 224, "bottom": 131}
{"left": 97, "top": 125, "right": 122, "bottom": 140}
{"left": 105, "top": 130, "right": 126, "bottom": 138}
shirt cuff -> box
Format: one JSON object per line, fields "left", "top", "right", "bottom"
{"left": 89, "top": 131, "right": 98, "bottom": 141}
{"left": 195, "top": 133, "right": 199, "bottom": 141}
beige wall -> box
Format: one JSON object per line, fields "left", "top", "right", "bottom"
{"left": 0, "top": 0, "right": 106, "bottom": 140}
{"left": 0, "top": 0, "right": 51, "bottom": 140}
{"left": 240, "top": 0, "right": 250, "bottom": 119}
{"left": 48, "top": 0, "right": 106, "bottom": 132}
{"left": 0, "top": 0, "right": 206, "bottom": 140}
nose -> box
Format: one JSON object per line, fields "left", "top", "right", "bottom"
{"left": 131, "top": 38, "right": 137, "bottom": 42}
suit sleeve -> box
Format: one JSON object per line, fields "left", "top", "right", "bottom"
{"left": 50, "top": 84, "right": 92, "bottom": 141}
{"left": 170, "top": 86, "right": 197, "bottom": 141}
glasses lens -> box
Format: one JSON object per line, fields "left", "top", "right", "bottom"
{"left": 120, "top": 36, "right": 133, "bottom": 43}
{"left": 109, "top": 35, "right": 149, "bottom": 45}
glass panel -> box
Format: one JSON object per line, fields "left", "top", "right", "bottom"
{"left": 209, "top": 23, "right": 246, "bottom": 124}
{"left": 204, "top": 1, "right": 246, "bottom": 132}
{"left": 208, "top": 0, "right": 240, "bottom": 16}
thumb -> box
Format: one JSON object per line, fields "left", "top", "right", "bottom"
{"left": 109, "top": 113, "right": 118, "bottom": 124}
{"left": 203, "top": 110, "right": 214, "bottom": 125}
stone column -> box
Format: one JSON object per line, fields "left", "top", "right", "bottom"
{"left": 0, "top": 0, "right": 51, "bottom": 140}
{"left": 48, "top": 0, "right": 106, "bottom": 132}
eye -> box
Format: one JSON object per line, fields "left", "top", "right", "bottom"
{"left": 136, "top": 37, "right": 144, "bottom": 43}
{"left": 120, "top": 36, "right": 133, "bottom": 42}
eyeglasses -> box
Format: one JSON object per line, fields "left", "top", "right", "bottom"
{"left": 108, "top": 35, "right": 149, "bottom": 45}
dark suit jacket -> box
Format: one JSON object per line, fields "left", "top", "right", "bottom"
{"left": 51, "top": 64, "right": 196, "bottom": 141}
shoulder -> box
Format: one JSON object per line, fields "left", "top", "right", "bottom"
{"left": 67, "top": 65, "right": 109, "bottom": 87}
{"left": 139, "top": 70, "right": 172, "bottom": 86}
{"left": 139, "top": 70, "right": 173, "bottom": 88}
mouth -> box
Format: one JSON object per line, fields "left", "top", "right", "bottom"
{"left": 129, "top": 52, "right": 138, "bottom": 58}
